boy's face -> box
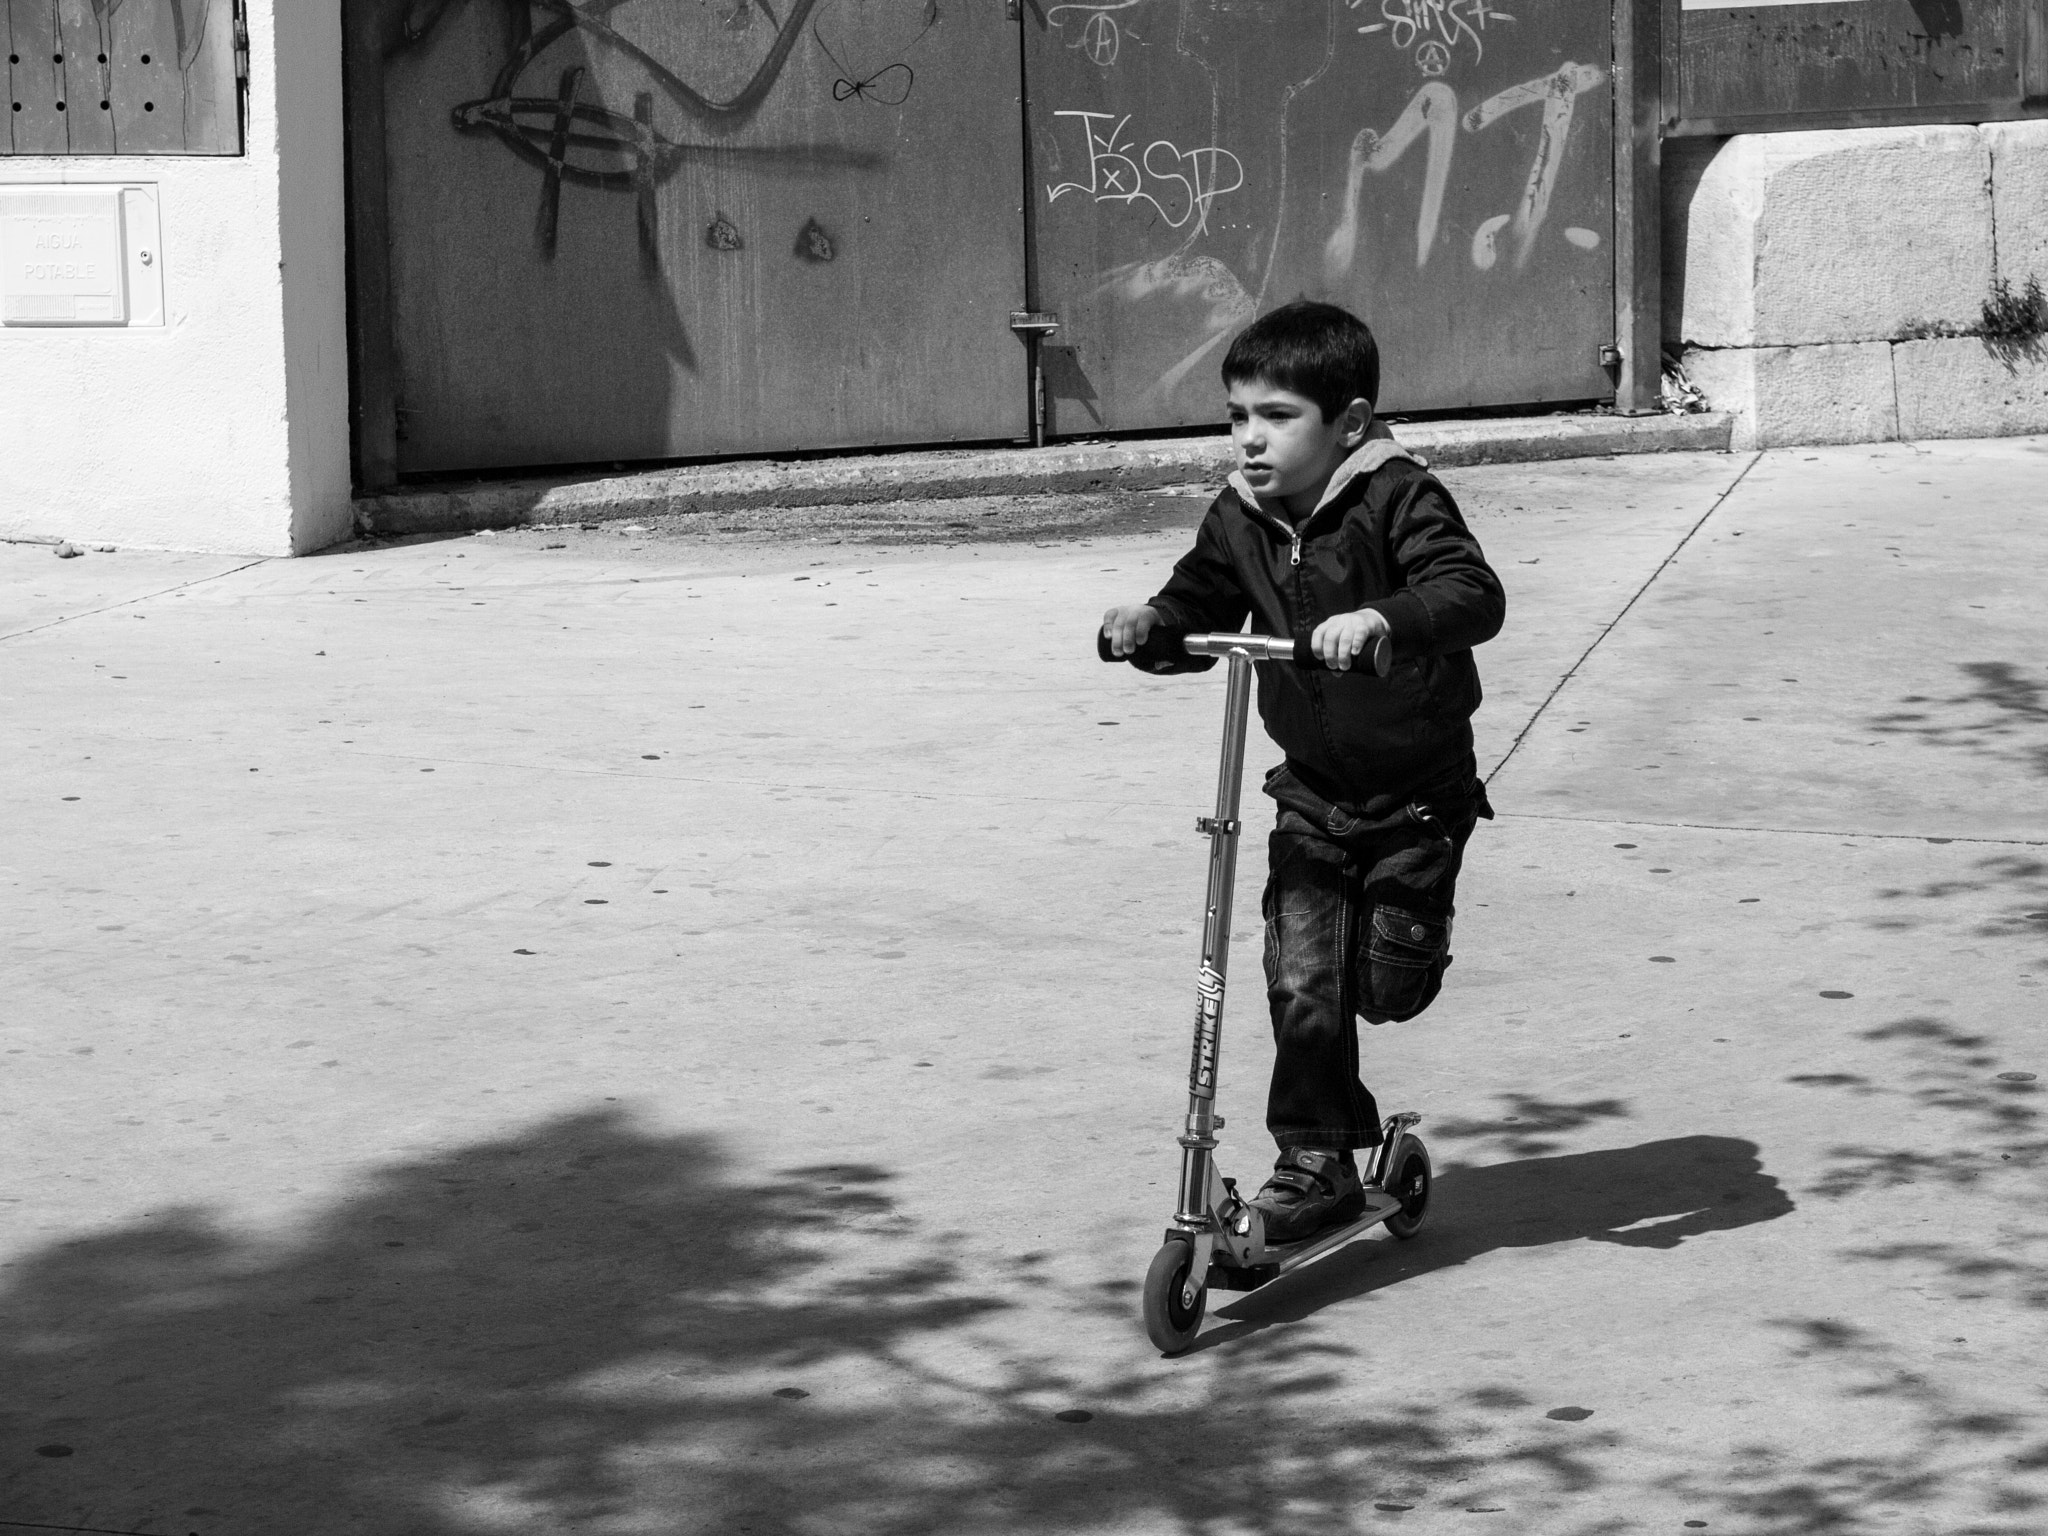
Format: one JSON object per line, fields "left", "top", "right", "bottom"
{"left": 1226, "top": 379, "right": 1372, "bottom": 513}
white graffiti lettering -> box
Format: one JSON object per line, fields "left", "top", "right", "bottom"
{"left": 1324, "top": 80, "right": 1457, "bottom": 278}
{"left": 1469, "top": 210, "right": 1510, "bottom": 270}
{"left": 1462, "top": 61, "right": 1605, "bottom": 269}
{"left": 1046, "top": 111, "right": 1245, "bottom": 237}
{"left": 1324, "top": 64, "right": 1605, "bottom": 278}
{"left": 1350, "top": 0, "right": 1513, "bottom": 72}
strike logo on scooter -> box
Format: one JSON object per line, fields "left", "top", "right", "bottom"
{"left": 1188, "top": 965, "right": 1224, "bottom": 1098}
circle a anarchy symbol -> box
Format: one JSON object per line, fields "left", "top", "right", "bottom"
{"left": 1081, "top": 12, "right": 1119, "bottom": 66}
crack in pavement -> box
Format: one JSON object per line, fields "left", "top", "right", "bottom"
{"left": 0, "top": 559, "right": 273, "bottom": 644}
{"left": 1485, "top": 451, "right": 1764, "bottom": 784}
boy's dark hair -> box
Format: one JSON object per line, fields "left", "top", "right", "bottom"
{"left": 1221, "top": 301, "right": 1380, "bottom": 421}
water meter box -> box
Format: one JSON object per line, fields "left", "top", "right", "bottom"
{"left": 0, "top": 184, "right": 163, "bottom": 327}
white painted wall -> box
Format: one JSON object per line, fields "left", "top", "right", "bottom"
{"left": 0, "top": 1, "right": 349, "bottom": 556}
{"left": 1665, "top": 124, "right": 2048, "bottom": 450}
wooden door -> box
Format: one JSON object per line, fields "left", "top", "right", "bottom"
{"left": 1021, "top": 0, "right": 1617, "bottom": 432}
{"left": 367, "top": 0, "right": 1028, "bottom": 475}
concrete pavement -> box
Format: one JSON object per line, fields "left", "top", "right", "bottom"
{"left": 2, "top": 439, "right": 2045, "bottom": 1536}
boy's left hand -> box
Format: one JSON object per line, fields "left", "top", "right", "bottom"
{"left": 1309, "top": 608, "right": 1391, "bottom": 671}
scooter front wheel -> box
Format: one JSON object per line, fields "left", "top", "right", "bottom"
{"left": 1382, "top": 1137, "right": 1432, "bottom": 1239}
{"left": 1142, "top": 1239, "right": 1207, "bottom": 1354}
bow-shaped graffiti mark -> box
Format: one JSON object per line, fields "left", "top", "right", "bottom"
{"left": 811, "top": 0, "right": 938, "bottom": 106}
{"left": 829, "top": 64, "right": 913, "bottom": 103}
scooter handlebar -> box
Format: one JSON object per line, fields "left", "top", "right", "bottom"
{"left": 1097, "top": 626, "right": 1391, "bottom": 677}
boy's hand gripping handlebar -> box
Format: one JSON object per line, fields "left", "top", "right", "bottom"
{"left": 1096, "top": 625, "right": 1392, "bottom": 677}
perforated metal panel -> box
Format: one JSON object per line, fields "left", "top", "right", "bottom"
{"left": 3, "top": 0, "right": 243, "bottom": 156}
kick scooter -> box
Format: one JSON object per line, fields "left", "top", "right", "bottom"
{"left": 1098, "top": 626, "right": 1433, "bottom": 1355}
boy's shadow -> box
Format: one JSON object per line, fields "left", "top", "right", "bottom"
{"left": 1201, "top": 1135, "right": 1791, "bottom": 1347}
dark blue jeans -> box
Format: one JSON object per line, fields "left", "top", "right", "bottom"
{"left": 1261, "top": 766, "right": 1483, "bottom": 1151}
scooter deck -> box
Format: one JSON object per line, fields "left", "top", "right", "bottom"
{"left": 1205, "top": 1188, "right": 1404, "bottom": 1291}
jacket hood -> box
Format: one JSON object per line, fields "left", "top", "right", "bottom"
{"left": 1225, "top": 420, "right": 1426, "bottom": 523}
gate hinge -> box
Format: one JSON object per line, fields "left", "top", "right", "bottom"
{"left": 1010, "top": 310, "right": 1061, "bottom": 336}
{"left": 1597, "top": 343, "right": 1623, "bottom": 369}
{"left": 234, "top": 1, "right": 251, "bottom": 84}
{"left": 1196, "top": 816, "right": 1240, "bottom": 836}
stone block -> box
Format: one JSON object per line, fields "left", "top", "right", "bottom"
{"left": 1894, "top": 336, "right": 2048, "bottom": 440}
{"left": 1674, "top": 128, "right": 1993, "bottom": 349}
{"left": 1682, "top": 342, "right": 1898, "bottom": 451}
{"left": 1984, "top": 119, "right": 2048, "bottom": 292}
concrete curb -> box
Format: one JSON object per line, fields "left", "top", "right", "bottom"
{"left": 353, "top": 412, "right": 1733, "bottom": 537}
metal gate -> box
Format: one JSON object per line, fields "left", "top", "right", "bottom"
{"left": 1021, "top": 0, "right": 1618, "bottom": 433}
{"left": 347, "top": 0, "right": 1623, "bottom": 481}
{"left": 352, "top": 0, "right": 1029, "bottom": 477}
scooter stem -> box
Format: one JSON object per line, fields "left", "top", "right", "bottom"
{"left": 1174, "top": 650, "right": 1256, "bottom": 1230}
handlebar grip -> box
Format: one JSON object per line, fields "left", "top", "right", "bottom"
{"left": 1097, "top": 625, "right": 1188, "bottom": 666}
{"left": 1101, "top": 626, "right": 1392, "bottom": 675}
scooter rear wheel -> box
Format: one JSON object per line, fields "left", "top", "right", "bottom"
{"left": 1142, "top": 1239, "right": 1207, "bottom": 1354}
{"left": 1382, "top": 1138, "right": 1432, "bottom": 1240}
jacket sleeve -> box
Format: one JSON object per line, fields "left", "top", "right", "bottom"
{"left": 1140, "top": 499, "right": 1252, "bottom": 671}
{"left": 1359, "top": 473, "right": 1505, "bottom": 658}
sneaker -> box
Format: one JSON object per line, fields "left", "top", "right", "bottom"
{"left": 1250, "top": 1147, "right": 1366, "bottom": 1244}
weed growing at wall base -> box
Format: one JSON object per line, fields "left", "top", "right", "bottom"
{"left": 1979, "top": 275, "right": 2047, "bottom": 347}
{"left": 1898, "top": 276, "right": 2046, "bottom": 368}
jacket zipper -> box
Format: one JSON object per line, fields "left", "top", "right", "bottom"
{"left": 1243, "top": 498, "right": 1309, "bottom": 565}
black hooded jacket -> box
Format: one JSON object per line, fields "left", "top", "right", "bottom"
{"left": 1141, "top": 433, "right": 1506, "bottom": 813}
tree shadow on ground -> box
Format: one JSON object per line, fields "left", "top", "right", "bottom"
{"left": 0, "top": 1107, "right": 1781, "bottom": 1536}
{"left": 1866, "top": 661, "right": 2048, "bottom": 780}
{"left": 1869, "top": 852, "right": 2048, "bottom": 958}
{"left": 1761, "top": 998, "right": 2048, "bottom": 1522}
{"left": 1785, "top": 1010, "right": 2047, "bottom": 1309}
{"left": 3, "top": 1105, "right": 2037, "bottom": 1536}
{"left": 1203, "top": 1134, "right": 1792, "bottom": 1345}
{"left": 0, "top": 1110, "right": 1005, "bottom": 1535}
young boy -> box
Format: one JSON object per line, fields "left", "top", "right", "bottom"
{"left": 1102, "top": 300, "right": 1504, "bottom": 1243}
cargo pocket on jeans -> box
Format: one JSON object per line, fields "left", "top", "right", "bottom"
{"left": 1362, "top": 904, "right": 1450, "bottom": 1021}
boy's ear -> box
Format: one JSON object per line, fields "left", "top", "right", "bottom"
{"left": 1338, "top": 397, "right": 1374, "bottom": 445}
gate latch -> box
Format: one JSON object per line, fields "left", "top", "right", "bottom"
{"left": 1010, "top": 311, "right": 1061, "bottom": 337}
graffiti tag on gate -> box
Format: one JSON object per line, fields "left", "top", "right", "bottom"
{"left": 1044, "top": 111, "right": 1244, "bottom": 237}
{"left": 1349, "top": 0, "right": 1514, "bottom": 76}
{"left": 1046, "top": 0, "right": 1144, "bottom": 66}
{"left": 1324, "top": 62, "right": 1605, "bottom": 278}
